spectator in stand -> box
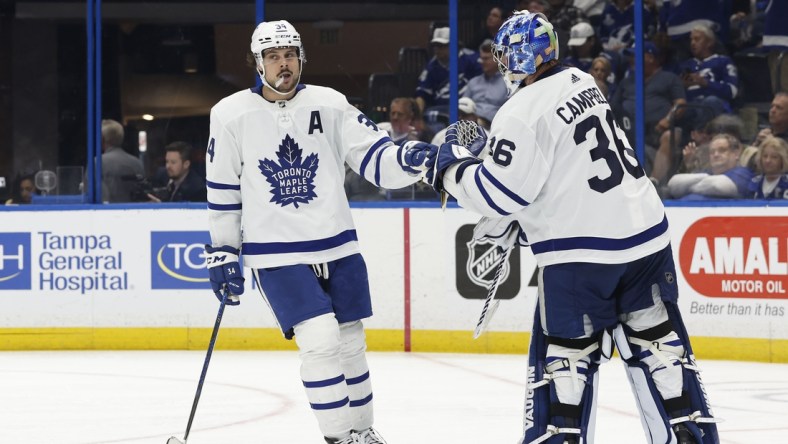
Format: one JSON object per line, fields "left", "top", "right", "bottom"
{"left": 148, "top": 141, "right": 206, "bottom": 202}
{"left": 544, "top": 0, "right": 588, "bottom": 57}
{"left": 473, "top": 6, "right": 506, "bottom": 50}
{"left": 376, "top": 97, "right": 419, "bottom": 145}
{"left": 410, "top": 102, "right": 435, "bottom": 143}
{"left": 463, "top": 39, "right": 508, "bottom": 130}
{"left": 545, "top": 0, "right": 588, "bottom": 32}
{"left": 415, "top": 27, "right": 482, "bottom": 112}
{"left": 753, "top": 92, "right": 788, "bottom": 146}
{"left": 748, "top": 135, "right": 788, "bottom": 199}
{"left": 677, "top": 25, "right": 739, "bottom": 125}
{"left": 430, "top": 97, "right": 483, "bottom": 145}
{"left": 101, "top": 118, "right": 145, "bottom": 203}
{"left": 728, "top": 0, "right": 767, "bottom": 54}
{"left": 672, "top": 114, "right": 742, "bottom": 176}
{"left": 610, "top": 41, "right": 686, "bottom": 182}
{"left": 667, "top": 133, "right": 754, "bottom": 199}
{"left": 659, "top": 0, "right": 730, "bottom": 62}
{"left": 564, "top": 22, "right": 600, "bottom": 73}
{"left": 4, "top": 174, "right": 36, "bottom": 205}
{"left": 518, "top": 0, "right": 549, "bottom": 14}
{"left": 762, "top": 0, "right": 788, "bottom": 94}
{"left": 573, "top": 0, "right": 606, "bottom": 29}
{"left": 589, "top": 56, "right": 614, "bottom": 98}
{"left": 599, "top": 0, "right": 656, "bottom": 53}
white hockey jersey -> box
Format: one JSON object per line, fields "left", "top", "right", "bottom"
{"left": 443, "top": 67, "right": 671, "bottom": 267}
{"left": 206, "top": 84, "right": 419, "bottom": 268}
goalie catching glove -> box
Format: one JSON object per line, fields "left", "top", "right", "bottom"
{"left": 205, "top": 245, "right": 244, "bottom": 305}
{"left": 426, "top": 119, "right": 488, "bottom": 192}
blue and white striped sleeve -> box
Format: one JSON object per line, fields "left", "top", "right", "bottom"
{"left": 443, "top": 116, "right": 549, "bottom": 217}
{"left": 206, "top": 108, "right": 242, "bottom": 249}
{"left": 342, "top": 104, "right": 422, "bottom": 190}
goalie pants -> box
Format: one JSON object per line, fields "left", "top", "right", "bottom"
{"left": 520, "top": 245, "right": 718, "bottom": 444}
{"left": 254, "top": 254, "right": 375, "bottom": 440}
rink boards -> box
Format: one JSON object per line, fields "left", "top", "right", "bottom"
{"left": 0, "top": 204, "right": 786, "bottom": 362}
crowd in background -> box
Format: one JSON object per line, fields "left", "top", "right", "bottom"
{"left": 349, "top": 0, "right": 788, "bottom": 202}
{"left": 5, "top": 0, "right": 787, "bottom": 205}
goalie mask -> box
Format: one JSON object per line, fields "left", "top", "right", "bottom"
{"left": 250, "top": 20, "right": 305, "bottom": 95}
{"left": 492, "top": 10, "right": 559, "bottom": 94}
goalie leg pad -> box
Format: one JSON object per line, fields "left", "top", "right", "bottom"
{"left": 520, "top": 304, "right": 608, "bottom": 444}
{"left": 294, "top": 313, "right": 352, "bottom": 439}
{"left": 339, "top": 320, "right": 374, "bottom": 432}
{"left": 615, "top": 297, "right": 719, "bottom": 444}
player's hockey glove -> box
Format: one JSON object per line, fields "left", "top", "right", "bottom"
{"left": 425, "top": 143, "right": 478, "bottom": 193}
{"left": 473, "top": 216, "right": 527, "bottom": 250}
{"left": 400, "top": 140, "right": 438, "bottom": 175}
{"left": 445, "top": 120, "right": 488, "bottom": 157}
{"left": 205, "top": 245, "right": 244, "bottom": 305}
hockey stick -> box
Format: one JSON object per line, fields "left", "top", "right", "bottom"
{"left": 473, "top": 245, "right": 512, "bottom": 339}
{"left": 167, "top": 289, "right": 230, "bottom": 444}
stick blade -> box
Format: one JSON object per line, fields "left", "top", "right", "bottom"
{"left": 473, "top": 299, "right": 500, "bottom": 339}
{"left": 167, "top": 437, "right": 185, "bottom": 444}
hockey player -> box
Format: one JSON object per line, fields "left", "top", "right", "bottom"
{"left": 412, "top": 10, "right": 720, "bottom": 444}
{"left": 204, "top": 20, "right": 431, "bottom": 444}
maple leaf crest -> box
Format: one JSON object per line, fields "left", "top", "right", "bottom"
{"left": 258, "top": 135, "right": 319, "bottom": 208}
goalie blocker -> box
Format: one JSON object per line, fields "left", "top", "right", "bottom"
{"left": 520, "top": 246, "right": 719, "bottom": 444}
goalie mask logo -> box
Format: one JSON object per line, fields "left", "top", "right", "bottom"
{"left": 259, "top": 135, "right": 319, "bottom": 208}
{"left": 455, "top": 224, "right": 520, "bottom": 300}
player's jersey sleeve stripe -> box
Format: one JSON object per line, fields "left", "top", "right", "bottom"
{"left": 530, "top": 215, "right": 669, "bottom": 254}
{"left": 359, "top": 136, "right": 393, "bottom": 179}
{"left": 480, "top": 166, "right": 530, "bottom": 207}
{"left": 206, "top": 180, "right": 241, "bottom": 190}
{"left": 207, "top": 202, "right": 242, "bottom": 211}
{"left": 374, "top": 145, "right": 387, "bottom": 186}
{"left": 474, "top": 167, "right": 510, "bottom": 216}
{"left": 454, "top": 158, "right": 482, "bottom": 182}
{"left": 242, "top": 229, "right": 358, "bottom": 255}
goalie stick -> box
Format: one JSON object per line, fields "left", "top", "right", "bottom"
{"left": 473, "top": 245, "right": 513, "bottom": 339}
{"left": 167, "top": 289, "right": 230, "bottom": 444}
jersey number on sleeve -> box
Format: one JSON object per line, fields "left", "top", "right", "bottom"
{"left": 487, "top": 137, "right": 516, "bottom": 166}
{"left": 207, "top": 137, "right": 216, "bottom": 162}
{"left": 574, "top": 109, "right": 644, "bottom": 193}
{"left": 357, "top": 113, "right": 379, "bottom": 132}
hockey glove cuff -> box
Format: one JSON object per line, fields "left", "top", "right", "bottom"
{"left": 205, "top": 244, "right": 244, "bottom": 305}
{"left": 426, "top": 143, "right": 476, "bottom": 192}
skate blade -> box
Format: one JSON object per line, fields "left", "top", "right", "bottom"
{"left": 167, "top": 437, "right": 185, "bottom": 444}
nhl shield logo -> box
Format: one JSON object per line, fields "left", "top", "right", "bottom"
{"left": 466, "top": 237, "right": 510, "bottom": 288}
{"left": 455, "top": 224, "right": 520, "bottom": 300}
{"left": 259, "top": 135, "right": 319, "bottom": 208}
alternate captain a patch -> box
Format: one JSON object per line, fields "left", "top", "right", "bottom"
{"left": 259, "top": 135, "right": 319, "bottom": 208}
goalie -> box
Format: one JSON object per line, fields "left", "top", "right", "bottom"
{"left": 405, "top": 10, "right": 719, "bottom": 444}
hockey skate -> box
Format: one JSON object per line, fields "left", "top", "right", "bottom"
{"left": 356, "top": 427, "right": 387, "bottom": 444}
{"left": 673, "top": 423, "right": 697, "bottom": 444}
{"left": 324, "top": 433, "right": 361, "bottom": 444}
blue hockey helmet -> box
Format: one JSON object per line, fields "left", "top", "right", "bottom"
{"left": 492, "top": 10, "right": 559, "bottom": 89}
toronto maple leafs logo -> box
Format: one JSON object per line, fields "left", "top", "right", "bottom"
{"left": 258, "top": 135, "right": 319, "bottom": 208}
